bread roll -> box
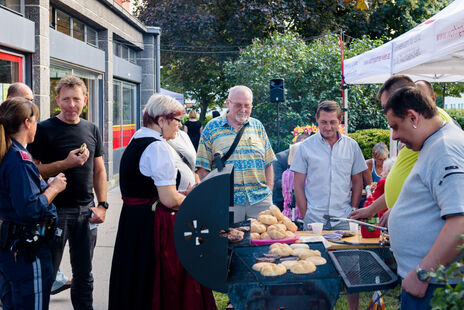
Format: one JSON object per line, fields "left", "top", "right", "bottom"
{"left": 267, "top": 224, "right": 287, "bottom": 232}
{"left": 283, "top": 217, "right": 298, "bottom": 233}
{"left": 269, "top": 243, "right": 294, "bottom": 256}
{"left": 269, "top": 243, "right": 284, "bottom": 250}
{"left": 269, "top": 205, "right": 284, "bottom": 221}
{"left": 258, "top": 210, "right": 272, "bottom": 217}
{"left": 258, "top": 214, "right": 278, "bottom": 225}
{"left": 305, "top": 256, "right": 327, "bottom": 265}
{"left": 290, "top": 243, "right": 309, "bottom": 250}
{"left": 289, "top": 260, "right": 316, "bottom": 274}
{"left": 280, "top": 260, "right": 298, "bottom": 269}
{"left": 260, "top": 263, "right": 287, "bottom": 276}
{"left": 268, "top": 229, "right": 286, "bottom": 240}
{"left": 293, "top": 248, "right": 314, "bottom": 259}
{"left": 260, "top": 232, "right": 271, "bottom": 240}
{"left": 251, "top": 222, "right": 267, "bottom": 233}
{"left": 306, "top": 250, "right": 321, "bottom": 257}
{"left": 252, "top": 262, "right": 273, "bottom": 272}
{"left": 284, "top": 231, "right": 295, "bottom": 239}
{"left": 250, "top": 233, "right": 260, "bottom": 240}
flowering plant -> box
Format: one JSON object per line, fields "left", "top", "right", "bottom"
{"left": 292, "top": 124, "right": 346, "bottom": 143}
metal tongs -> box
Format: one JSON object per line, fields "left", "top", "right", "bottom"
{"left": 323, "top": 215, "right": 388, "bottom": 232}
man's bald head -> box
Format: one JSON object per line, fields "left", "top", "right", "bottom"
{"left": 7, "top": 83, "right": 34, "bottom": 102}
{"left": 415, "top": 80, "right": 437, "bottom": 103}
{"left": 377, "top": 75, "right": 415, "bottom": 107}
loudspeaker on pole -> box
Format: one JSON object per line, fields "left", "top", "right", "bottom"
{"left": 270, "top": 79, "right": 285, "bottom": 103}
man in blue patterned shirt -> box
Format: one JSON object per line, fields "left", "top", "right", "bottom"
{"left": 196, "top": 85, "right": 276, "bottom": 222}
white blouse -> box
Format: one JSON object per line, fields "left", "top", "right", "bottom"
{"left": 134, "top": 127, "right": 177, "bottom": 187}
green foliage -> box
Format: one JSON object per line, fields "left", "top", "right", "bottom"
{"left": 430, "top": 235, "right": 464, "bottom": 310}
{"left": 224, "top": 32, "right": 387, "bottom": 151}
{"left": 348, "top": 129, "right": 390, "bottom": 159}
{"left": 445, "top": 109, "right": 464, "bottom": 129}
{"left": 136, "top": 0, "right": 447, "bottom": 125}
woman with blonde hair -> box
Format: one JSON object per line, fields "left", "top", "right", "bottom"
{"left": 183, "top": 109, "right": 202, "bottom": 150}
{"left": 0, "top": 97, "right": 66, "bottom": 309}
{"left": 364, "top": 142, "right": 389, "bottom": 185}
{"left": 109, "top": 94, "right": 216, "bottom": 310}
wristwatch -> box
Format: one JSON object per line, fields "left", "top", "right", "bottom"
{"left": 416, "top": 265, "right": 430, "bottom": 282}
{"left": 98, "top": 201, "right": 109, "bottom": 209}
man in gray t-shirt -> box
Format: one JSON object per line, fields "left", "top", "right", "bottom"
{"left": 291, "top": 101, "right": 367, "bottom": 229}
{"left": 385, "top": 87, "right": 464, "bottom": 308}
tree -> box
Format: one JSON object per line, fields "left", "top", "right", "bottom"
{"left": 136, "top": 0, "right": 449, "bottom": 122}
{"left": 224, "top": 32, "right": 386, "bottom": 152}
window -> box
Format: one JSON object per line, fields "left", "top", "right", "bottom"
{"left": 0, "top": 0, "right": 22, "bottom": 14}
{"left": 73, "top": 19, "right": 85, "bottom": 42}
{"left": 113, "top": 80, "right": 136, "bottom": 149}
{"left": 0, "top": 51, "right": 23, "bottom": 101}
{"left": 56, "top": 10, "right": 71, "bottom": 35}
{"left": 113, "top": 43, "right": 121, "bottom": 57}
{"left": 113, "top": 42, "right": 137, "bottom": 64}
{"left": 121, "top": 45, "right": 129, "bottom": 60}
{"left": 49, "top": 6, "right": 55, "bottom": 28}
{"left": 50, "top": 7, "right": 98, "bottom": 48}
{"left": 86, "top": 27, "right": 98, "bottom": 47}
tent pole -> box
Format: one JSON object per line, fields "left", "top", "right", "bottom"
{"left": 339, "top": 30, "right": 348, "bottom": 133}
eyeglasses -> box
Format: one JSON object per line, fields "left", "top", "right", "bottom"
{"left": 229, "top": 100, "right": 252, "bottom": 110}
{"left": 173, "top": 117, "right": 182, "bottom": 123}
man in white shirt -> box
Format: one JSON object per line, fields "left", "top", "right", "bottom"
{"left": 291, "top": 101, "right": 366, "bottom": 310}
{"left": 291, "top": 100, "right": 367, "bottom": 229}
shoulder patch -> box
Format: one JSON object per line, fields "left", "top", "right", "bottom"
{"left": 19, "top": 150, "right": 33, "bottom": 162}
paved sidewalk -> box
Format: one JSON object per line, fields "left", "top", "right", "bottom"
{"left": 50, "top": 186, "right": 122, "bottom": 310}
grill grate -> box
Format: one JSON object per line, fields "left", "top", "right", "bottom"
{"left": 227, "top": 242, "right": 339, "bottom": 284}
{"left": 329, "top": 250, "right": 398, "bottom": 293}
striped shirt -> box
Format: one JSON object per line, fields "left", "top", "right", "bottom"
{"left": 196, "top": 115, "right": 276, "bottom": 205}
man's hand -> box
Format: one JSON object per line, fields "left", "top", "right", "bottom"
{"left": 379, "top": 209, "right": 391, "bottom": 227}
{"left": 350, "top": 206, "right": 374, "bottom": 220}
{"left": 402, "top": 269, "right": 429, "bottom": 298}
{"left": 65, "top": 148, "right": 90, "bottom": 169}
{"left": 89, "top": 206, "right": 106, "bottom": 224}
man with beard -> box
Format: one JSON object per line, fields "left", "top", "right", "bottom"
{"left": 196, "top": 85, "right": 275, "bottom": 222}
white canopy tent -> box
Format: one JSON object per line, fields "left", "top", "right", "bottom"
{"left": 344, "top": 0, "right": 464, "bottom": 84}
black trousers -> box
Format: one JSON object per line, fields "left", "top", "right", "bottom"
{"left": 51, "top": 205, "right": 97, "bottom": 310}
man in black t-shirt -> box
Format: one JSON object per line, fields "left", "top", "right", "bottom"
{"left": 28, "top": 75, "right": 107, "bottom": 310}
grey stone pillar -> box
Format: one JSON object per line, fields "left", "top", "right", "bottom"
{"left": 140, "top": 27, "right": 161, "bottom": 110}
{"left": 26, "top": 0, "right": 50, "bottom": 121}
{"left": 98, "top": 29, "right": 114, "bottom": 180}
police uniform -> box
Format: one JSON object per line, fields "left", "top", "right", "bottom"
{"left": 0, "top": 140, "right": 57, "bottom": 310}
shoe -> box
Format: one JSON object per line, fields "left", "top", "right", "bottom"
{"left": 51, "top": 279, "right": 72, "bottom": 295}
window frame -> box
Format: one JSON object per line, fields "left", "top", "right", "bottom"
{"left": 0, "top": 0, "right": 25, "bottom": 15}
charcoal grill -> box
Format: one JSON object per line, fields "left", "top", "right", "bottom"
{"left": 174, "top": 166, "right": 398, "bottom": 310}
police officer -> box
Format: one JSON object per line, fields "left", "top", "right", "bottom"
{"left": 0, "top": 97, "right": 66, "bottom": 309}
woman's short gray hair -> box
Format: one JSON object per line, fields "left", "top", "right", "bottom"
{"left": 142, "top": 94, "right": 185, "bottom": 126}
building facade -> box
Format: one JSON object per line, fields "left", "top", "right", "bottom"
{"left": 0, "top": 0, "right": 161, "bottom": 184}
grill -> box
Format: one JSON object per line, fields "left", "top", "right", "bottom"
{"left": 174, "top": 166, "right": 398, "bottom": 310}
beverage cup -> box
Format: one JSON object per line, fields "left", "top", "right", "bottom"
{"left": 310, "top": 222, "right": 323, "bottom": 235}
{"left": 349, "top": 222, "right": 358, "bottom": 235}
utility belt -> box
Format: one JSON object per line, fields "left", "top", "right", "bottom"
{"left": 0, "top": 218, "right": 57, "bottom": 262}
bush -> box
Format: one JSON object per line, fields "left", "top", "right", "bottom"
{"left": 430, "top": 235, "right": 464, "bottom": 310}
{"left": 445, "top": 109, "right": 464, "bottom": 129}
{"left": 349, "top": 129, "right": 390, "bottom": 159}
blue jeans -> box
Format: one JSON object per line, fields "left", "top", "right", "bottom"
{"left": 51, "top": 205, "right": 97, "bottom": 310}
{"left": 401, "top": 284, "right": 441, "bottom": 310}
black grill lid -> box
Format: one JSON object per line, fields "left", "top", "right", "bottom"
{"left": 328, "top": 250, "right": 399, "bottom": 293}
{"left": 173, "top": 164, "right": 234, "bottom": 293}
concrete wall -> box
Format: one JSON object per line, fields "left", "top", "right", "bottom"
{"left": 0, "top": 8, "right": 35, "bottom": 52}
{"left": 50, "top": 29, "right": 106, "bottom": 72}
{"left": 113, "top": 56, "right": 142, "bottom": 83}
{"left": 51, "top": 0, "right": 145, "bottom": 49}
